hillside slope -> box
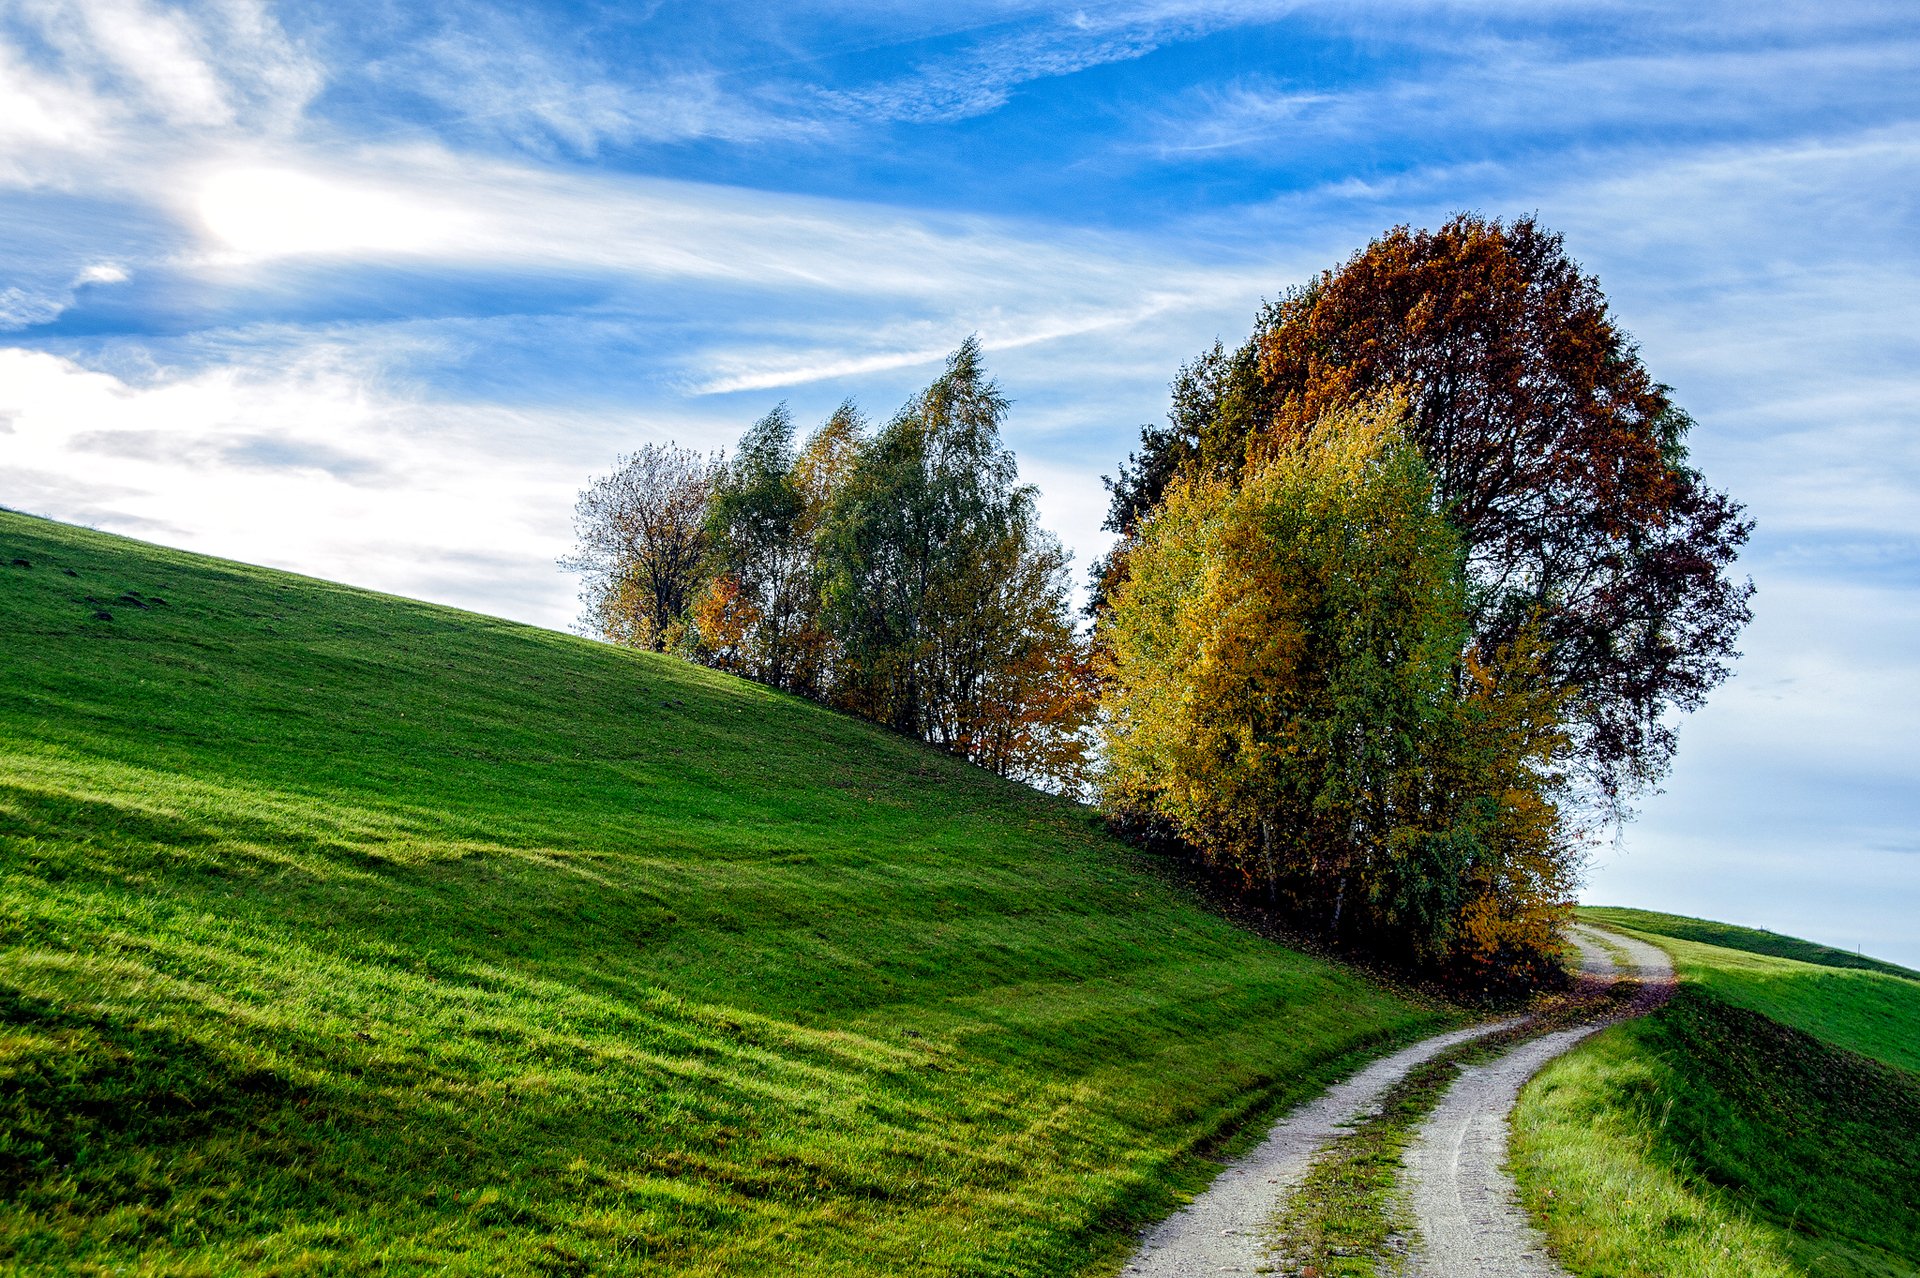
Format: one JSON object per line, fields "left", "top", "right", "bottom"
{"left": 1513, "top": 913, "right": 1920, "bottom": 1278}
{"left": 0, "top": 511, "right": 1449, "bottom": 1277}
{"left": 1580, "top": 906, "right": 1919, "bottom": 982}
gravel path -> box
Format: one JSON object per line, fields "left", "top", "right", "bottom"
{"left": 1121, "top": 1018, "right": 1522, "bottom": 1276}
{"left": 1400, "top": 926, "right": 1675, "bottom": 1277}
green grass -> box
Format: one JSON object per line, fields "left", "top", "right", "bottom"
{"left": 1513, "top": 920, "right": 1920, "bottom": 1278}
{"left": 1267, "top": 1035, "right": 1481, "bottom": 1278}
{"left": 1580, "top": 907, "right": 1919, "bottom": 981}
{"left": 1584, "top": 909, "right": 1920, "bottom": 1075}
{"left": 0, "top": 511, "right": 1452, "bottom": 1276}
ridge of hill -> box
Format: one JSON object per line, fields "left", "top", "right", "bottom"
{"left": 1514, "top": 916, "right": 1920, "bottom": 1278}
{"left": 0, "top": 511, "right": 1450, "bottom": 1277}
{"left": 1581, "top": 905, "right": 1919, "bottom": 982}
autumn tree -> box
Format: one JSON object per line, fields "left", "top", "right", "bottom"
{"left": 1101, "top": 215, "right": 1752, "bottom": 808}
{"left": 819, "top": 339, "right": 1094, "bottom": 790}
{"left": 700, "top": 406, "right": 812, "bottom": 689}
{"left": 1101, "top": 395, "right": 1579, "bottom": 969}
{"left": 563, "top": 443, "right": 719, "bottom": 651}
{"left": 955, "top": 529, "right": 1097, "bottom": 790}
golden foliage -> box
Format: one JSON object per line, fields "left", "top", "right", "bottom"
{"left": 1100, "top": 393, "right": 1579, "bottom": 972}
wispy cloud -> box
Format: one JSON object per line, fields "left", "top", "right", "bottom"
{"left": 166, "top": 145, "right": 1257, "bottom": 391}
{"left": 375, "top": 9, "right": 824, "bottom": 153}
{"left": 0, "top": 0, "right": 320, "bottom": 188}
{"left": 0, "top": 260, "right": 135, "bottom": 331}
{"left": 809, "top": 1, "right": 1307, "bottom": 124}
{"left": 1148, "top": 34, "right": 1920, "bottom": 158}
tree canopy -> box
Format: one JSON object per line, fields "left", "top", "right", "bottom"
{"left": 567, "top": 340, "right": 1094, "bottom": 793}
{"left": 1101, "top": 214, "right": 1753, "bottom": 808}
{"left": 563, "top": 443, "right": 718, "bottom": 652}
{"left": 1101, "top": 395, "right": 1580, "bottom": 974}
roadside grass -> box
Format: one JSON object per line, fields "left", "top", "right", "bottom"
{"left": 0, "top": 511, "right": 1456, "bottom": 1277}
{"left": 1580, "top": 906, "right": 1919, "bottom": 982}
{"left": 1265, "top": 1040, "right": 1480, "bottom": 1278}
{"left": 1513, "top": 926, "right": 1920, "bottom": 1278}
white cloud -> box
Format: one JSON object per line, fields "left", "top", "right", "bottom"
{"left": 0, "top": 0, "right": 320, "bottom": 190}
{"left": 44, "top": 0, "right": 238, "bottom": 127}
{"left": 0, "top": 39, "right": 114, "bottom": 161}
{"left": 195, "top": 166, "right": 475, "bottom": 259}
{"left": 75, "top": 262, "right": 129, "bottom": 285}
{"left": 0, "top": 346, "right": 595, "bottom": 626}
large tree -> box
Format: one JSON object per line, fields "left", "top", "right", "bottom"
{"left": 1101, "top": 395, "right": 1579, "bottom": 971}
{"left": 1102, "top": 214, "right": 1752, "bottom": 807}
{"left": 819, "top": 339, "right": 1093, "bottom": 789}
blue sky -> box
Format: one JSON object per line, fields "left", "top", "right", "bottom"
{"left": 3, "top": 0, "right": 1917, "bottom": 964}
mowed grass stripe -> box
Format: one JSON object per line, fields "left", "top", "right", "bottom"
{"left": 0, "top": 511, "right": 1448, "bottom": 1277}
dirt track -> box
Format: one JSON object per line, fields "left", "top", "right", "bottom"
{"left": 1120, "top": 1019, "right": 1519, "bottom": 1275}
{"left": 1400, "top": 926, "right": 1675, "bottom": 1276}
{"left": 1118, "top": 924, "right": 1673, "bottom": 1277}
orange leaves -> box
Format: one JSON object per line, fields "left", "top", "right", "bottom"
{"left": 690, "top": 574, "right": 763, "bottom": 675}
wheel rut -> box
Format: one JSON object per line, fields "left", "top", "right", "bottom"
{"left": 1399, "top": 926, "right": 1674, "bottom": 1277}
{"left": 1121, "top": 1019, "right": 1520, "bottom": 1276}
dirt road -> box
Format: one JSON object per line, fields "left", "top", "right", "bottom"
{"left": 1118, "top": 924, "right": 1672, "bottom": 1277}
{"left": 1400, "top": 926, "right": 1674, "bottom": 1276}
{"left": 1120, "top": 1018, "right": 1520, "bottom": 1276}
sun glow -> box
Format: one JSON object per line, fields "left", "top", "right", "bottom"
{"left": 196, "top": 166, "right": 458, "bottom": 259}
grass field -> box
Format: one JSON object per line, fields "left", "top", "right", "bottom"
{"left": 0, "top": 511, "right": 1453, "bottom": 1276}
{"left": 1513, "top": 911, "right": 1920, "bottom": 1278}
{"left": 1580, "top": 906, "right": 1919, "bottom": 981}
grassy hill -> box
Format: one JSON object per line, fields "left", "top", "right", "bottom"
{"left": 0, "top": 510, "right": 1451, "bottom": 1277}
{"left": 1581, "top": 906, "right": 1920, "bottom": 981}
{"left": 1514, "top": 910, "right": 1920, "bottom": 1278}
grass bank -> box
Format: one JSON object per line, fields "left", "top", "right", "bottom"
{"left": 1579, "top": 906, "right": 1918, "bottom": 982}
{"left": 0, "top": 511, "right": 1451, "bottom": 1276}
{"left": 1512, "top": 909, "right": 1920, "bottom": 1278}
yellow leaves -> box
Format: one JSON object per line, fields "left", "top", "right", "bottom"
{"left": 1101, "top": 391, "right": 1583, "bottom": 977}
{"left": 690, "top": 575, "right": 762, "bottom": 674}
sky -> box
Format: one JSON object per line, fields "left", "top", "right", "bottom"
{"left": 2, "top": 0, "right": 1916, "bottom": 966}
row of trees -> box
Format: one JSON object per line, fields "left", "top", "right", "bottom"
{"left": 1096, "top": 215, "right": 1752, "bottom": 979}
{"left": 565, "top": 340, "right": 1095, "bottom": 790}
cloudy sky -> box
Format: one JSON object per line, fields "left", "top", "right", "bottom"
{"left": 3, "top": 0, "right": 1916, "bottom": 964}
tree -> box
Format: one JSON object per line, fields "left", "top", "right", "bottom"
{"left": 701, "top": 406, "right": 811, "bottom": 689}
{"left": 1101, "top": 394, "right": 1579, "bottom": 969}
{"left": 569, "top": 342, "right": 1093, "bottom": 792}
{"left": 818, "top": 339, "right": 1094, "bottom": 789}
{"left": 688, "top": 573, "right": 760, "bottom": 674}
{"left": 952, "top": 528, "right": 1097, "bottom": 791}
{"left": 563, "top": 443, "right": 718, "bottom": 651}
{"left": 783, "top": 402, "right": 866, "bottom": 700}
{"left": 1101, "top": 215, "right": 1752, "bottom": 808}
{"left": 818, "top": 338, "right": 1022, "bottom": 737}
